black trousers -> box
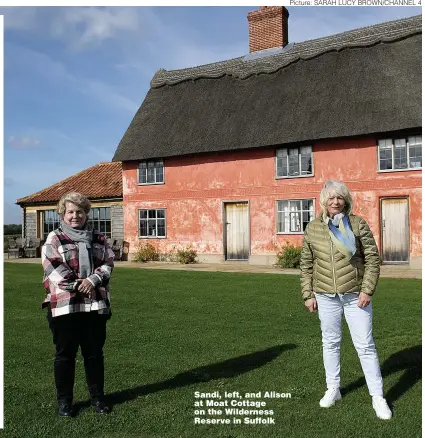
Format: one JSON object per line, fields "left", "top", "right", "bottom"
{"left": 47, "top": 310, "right": 108, "bottom": 404}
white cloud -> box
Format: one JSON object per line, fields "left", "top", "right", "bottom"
{"left": 50, "top": 7, "right": 141, "bottom": 50}
{"left": 7, "top": 135, "right": 42, "bottom": 149}
{"left": 6, "top": 43, "right": 139, "bottom": 114}
{"left": 2, "top": 7, "right": 141, "bottom": 50}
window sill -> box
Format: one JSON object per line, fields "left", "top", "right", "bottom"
{"left": 137, "top": 182, "right": 165, "bottom": 186}
{"left": 378, "top": 168, "right": 422, "bottom": 173}
{"left": 275, "top": 174, "right": 314, "bottom": 180}
{"left": 138, "top": 236, "right": 167, "bottom": 239}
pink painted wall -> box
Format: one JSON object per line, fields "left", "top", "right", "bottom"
{"left": 122, "top": 136, "right": 422, "bottom": 259}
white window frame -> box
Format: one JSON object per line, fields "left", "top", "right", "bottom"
{"left": 377, "top": 135, "right": 422, "bottom": 172}
{"left": 88, "top": 207, "right": 112, "bottom": 238}
{"left": 138, "top": 159, "right": 165, "bottom": 185}
{"left": 138, "top": 209, "right": 167, "bottom": 238}
{"left": 43, "top": 209, "right": 60, "bottom": 240}
{"left": 276, "top": 199, "right": 315, "bottom": 235}
{"left": 276, "top": 146, "right": 314, "bottom": 179}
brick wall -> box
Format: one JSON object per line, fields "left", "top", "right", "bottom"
{"left": 247, "top": 6, "right": 289, "bottom": 53}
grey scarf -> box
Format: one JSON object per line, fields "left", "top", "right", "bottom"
{"left": 60, "top": 221, "right": 93, "bottom": 278}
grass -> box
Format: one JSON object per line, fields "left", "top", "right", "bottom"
{"left": 3, "top": 263, "right": 421, "bottom": 438}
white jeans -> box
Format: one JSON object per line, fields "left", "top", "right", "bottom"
{"left": 314, "top": 293, "right": 383, "bottom": 397}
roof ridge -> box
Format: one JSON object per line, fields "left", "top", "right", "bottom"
{"left": 151, "top": 14, "right": 421, "bottom": 88}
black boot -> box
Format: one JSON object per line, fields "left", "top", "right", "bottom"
{"left": 91, "top": 399, "right": 110, "bottom": 414}
{"left": 58, "top": 403, "right": 74, "bottom": 417}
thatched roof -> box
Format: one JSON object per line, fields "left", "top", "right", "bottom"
{"left": 113, "top": 15, "right": 421, "bottom": 162}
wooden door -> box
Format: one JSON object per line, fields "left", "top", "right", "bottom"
{"left": 381, "top": 198, "right": 409, "bottom": 263}
{"left": 225, "top": 203, "right": 249, "bottom": 260}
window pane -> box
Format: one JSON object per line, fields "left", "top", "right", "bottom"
{"left": 148, "top": 210, "right": 156, "bottom": 219}
{"left": 140, "top": 210, "right": 147, "bottom": 219}
{"left": 283, "top": 213, "right": 290, "bottom": 233}
{"left": 156, "top": 167, "right": 164, "bottom": 183}
{"left": 277, "top": 201, "right": 284, "bottom": 212}
{"left": 157, "top": 209, "right": 165, "bottom": 219}
{"left": 277, "top": 212, "right": 285, "bottom": 233}
{"left": 276, "top": 157, "right": 287, "bottom": 177}
{"left": 43, "top": 210, "right": 60, "bottom": 239}
{"left": 378, "top": 139, "right": 392, "bottom": 149}
{"left": 105, "top": 208, "right": 110, "bottom": 220}
{"left": 147, "top": 166, "right": 155, "bottom": 183}
{"left": 157, "top": 220, "right": 166, "bottom": 237}
{"left": 379, "top": 148, "right": 392, "bottom": 170}
{"left": 289, "top": 200, "right": 300, "bottom": 210}
{"left": 99, "top": 208, "right": 105, "bottom": 220}
{"left": 394, "top": 139, "right": 407, "bottom": 169}
{"left": 408, "top": 135, "right": 421, "bottom": 146}
{"left": 140, "top": 220, "right": 148, "bottom": 237}
{"left": 100, "top": 222, "right": 106, "bottom": 233}
{"left": 409, "top": 136, "right": 422, "bottom": 168}
{"left": 288, "top": 149, "right": 299, "bottom": 176}
{"left": 276, "top": 149, "right": 287, "bottom": 158}
{"left": 93, "top": 209, "right": 99, "bottom": 219}
{"left": 140, "top": 168, "right": 147, "bottom": 184}
{"left": 301, "top": 155, "right": 312, "bottom": 174}
{"left": 148, "top": 220, "right": 157, "bottom": 236}
{"left": 289, "top": 212, "right": 301, "bottom": 232}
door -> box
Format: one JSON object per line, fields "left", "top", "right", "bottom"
{"left": 225, "top": 202, "right": 249, "bottom": 260}
{"left": 381, "top": 198, "right": 409, "bottom": 263}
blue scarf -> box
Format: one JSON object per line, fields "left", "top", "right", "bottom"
{"left": 326, "top": 214, "right": 356, "bottom": 259}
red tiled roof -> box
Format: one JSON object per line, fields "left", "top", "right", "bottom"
{"left": 16, "top": 162, "right": 123, "bottom": 205}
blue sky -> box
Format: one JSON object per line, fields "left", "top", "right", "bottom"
{"left": 3, "top": 6, "right": 421, "bottom": 224}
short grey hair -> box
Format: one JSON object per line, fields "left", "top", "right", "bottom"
{"left": 57, "top": 192, "right": 91, "bottom": 217}
{"left": 319, "top": 180, "right": 353, "bottom": 217}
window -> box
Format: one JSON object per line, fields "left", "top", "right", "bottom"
{"left": 378, "top": 136, "right": 422, "bottom": 171}
{"left": 138, "top": 160, "right": 164, "bottom": 184}
{"left": 139, "top": 209, "right": 166, "bottom": 238}
{"left": 276, "top": 146, "right": 312, "bottom": 178}
{"left": 43, "top": 210, "right": 60, "bottom": 240}
{"left": 277, "top": 199, "right": 314, "bottom": 234}
{"left": 88, "top": 207, "right": 111, "bottom": 238}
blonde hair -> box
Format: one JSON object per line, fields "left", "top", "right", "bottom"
{"left": 57, "top": 192, "right": 91, "bottom": 217}
{"left": 319, "top": 180, "right": 353, "bottom": 217}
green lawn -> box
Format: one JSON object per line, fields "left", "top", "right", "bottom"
{"left": 3, "top": 264, "right": 421, "bottom": 438}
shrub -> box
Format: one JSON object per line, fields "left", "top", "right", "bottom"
{"left": 176, "top": 245, "right": 197, "bottom": 264}
{"left": 276, "top": 243, "right": 302, "bottom": 269}
{"left": 133, "top": 242, "right": 159, "bottom": 262}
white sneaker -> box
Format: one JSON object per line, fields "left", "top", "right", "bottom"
{"left": 319, "top": 387, "right": 341, "bottom": 408}
{"left": 372, "top": 396, "right": 392, "bottom": 420}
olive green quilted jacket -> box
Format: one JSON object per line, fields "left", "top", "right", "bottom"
{"left": 300, "top": 214, "right": 381, "bottom": 301}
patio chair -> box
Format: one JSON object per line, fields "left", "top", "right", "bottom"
{"left": 111, "top": 239, "right": 124, "bottom": 261}
{"left": 8, "top": 237, "right": 24, "bottom": 259}
{"left": 24, "top": 238, "right": 41, "bottom": 258}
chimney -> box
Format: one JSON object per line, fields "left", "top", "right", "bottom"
{"left": 247, "top": 6, "right": 289, "bottom": 53}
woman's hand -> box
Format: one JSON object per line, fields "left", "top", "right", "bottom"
{"left": 76, "top": 279, "right": 95, "bottom": 299}
{"left": 305, "top": 298, "right": 317, "bottom": 312}
{"left": 357, "top": 292, "right": 371, "bottom": 308}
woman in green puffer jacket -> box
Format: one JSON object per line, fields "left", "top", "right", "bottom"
{"left": 300, "top": 180, "right": 392, "bottom": 420}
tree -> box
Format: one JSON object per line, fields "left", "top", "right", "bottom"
{"left": 4, "top": 224, "right": 22, "bottom": 235}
